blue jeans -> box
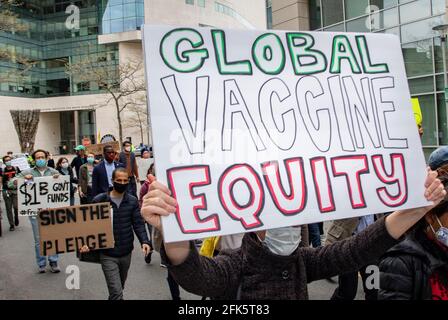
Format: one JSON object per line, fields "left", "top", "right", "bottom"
{"left": 308, "top": 223, "right": 322, "bottom": 247}
{"left": 29, "top": 216, "right": 59, "bottom": 267}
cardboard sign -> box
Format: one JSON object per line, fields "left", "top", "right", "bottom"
{"left": 37, "top": 203, "right": 114, "bottom": 256}
{"left": 137, "top": 158, "right": 154, "bottom": 180}
{"left": 18, "top": 175, "right": 70, "bottom": 216}
{"left": 11, "top": 157, "right": 30, "bottom": 171}
{"left": 142, "top": 26, "right": 430, "bottom": 242}
{"left": 85, "top": 141, "right": 120, "bottom": 156}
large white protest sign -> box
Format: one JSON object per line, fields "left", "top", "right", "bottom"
{"left": 142, "top": 25, "right": 430, "bottom": 242}
{"left": 18, "top": 175, "right": 71, "bottom": 216}
{"left": 11, "top": 157, "right": 30, "bottom": 171}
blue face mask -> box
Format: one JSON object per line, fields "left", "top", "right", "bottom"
{"left": 35, "top": 159, "right": 47, "bottom": 168}
{"left": 87, "top": 157, "right": 95, "bottom": 164}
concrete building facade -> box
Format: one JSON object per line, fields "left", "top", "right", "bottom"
{"left": 0, "top": 0, "right": 267, "bottom": 155}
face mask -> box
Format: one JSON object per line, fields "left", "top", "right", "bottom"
{"left": 124, "top": 146, "right": 131, "bottom": 152}
{"left": 113, "top": 182, "right": 129, "bottom": 194}
{"left": 430, "top": 216, "right": 448, "bottom": 247}
{"left": 263, "top": 226, "right": 301, "bottom": 256}
{"left": 5, "top": 161, "right": 12, "bottom": 167}
{"left": 61, "top": 163, "right": 69, "bottom": 169}
{"left": 87, "top": 157, "right": 95, "bottom": 164}
{"left": 35, "top": 159, "right": 47, "bottom": 168}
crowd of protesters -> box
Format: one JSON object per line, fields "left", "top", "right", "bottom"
{"left": 1, "top": 134, "right": 447, "bottom": 300}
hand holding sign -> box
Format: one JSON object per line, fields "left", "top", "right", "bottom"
{"left": 141, "top": 175, "right": 178, "bottom": 232}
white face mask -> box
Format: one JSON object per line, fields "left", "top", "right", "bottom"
{"left": 125, "top": 146, "right": 131, "bottom": 152}
{"left": 61, "top": 163, "right": 69, "bottom": 169}
{"left": 263, "top": 226, "right": 301, "bottom": 256}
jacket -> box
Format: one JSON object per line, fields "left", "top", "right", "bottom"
{"left": 378, "top": 230, "right": 448, "bottom": 300}
{"left": 139, "top": 179, "right": 150, "bottom": 208}
{"left": 324, "top": 217, "right": 360, "bottom": 245}
{"left": 78, "top": 163, "right": 93, "bottom": 194}
{"left": 118, "top": 152, "right": 139, "bottom": 179}
{"left": 91, "top": 160, "right": 123, "bottom": 197}
{"left": 162, "top": 217, "right": 398, "bottom": 300}
{"left": 92, "top": 192, "right": 150, "bottom": 257}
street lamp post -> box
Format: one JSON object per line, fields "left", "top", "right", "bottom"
{"left": 433, "top": 24, "right": 448, "bottom": 144}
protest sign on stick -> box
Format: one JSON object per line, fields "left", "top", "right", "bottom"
{"left": 38, "top": 203, "right": 114, "bottom": 256}
{"left": 85, "top": 141, "right": 120, "bottom": 155}
{"left": 18, "top": 175, "right": 70, "bottom": 216}
{"left": 11, "top": 157, "right": 30, "bottom": 171}
{"left": 142, "top": 26, "right": 430, "bottom": 242}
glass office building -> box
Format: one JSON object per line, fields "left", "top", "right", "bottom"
{"left": 0, "top": 0, "right": 122, "bottom": 98}
{"left": 308, "top": 0, "right": 447, "bottom": 157}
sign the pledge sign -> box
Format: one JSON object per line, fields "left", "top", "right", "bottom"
{"left": 142, "top": 26, "right": 430, "bottom": 242}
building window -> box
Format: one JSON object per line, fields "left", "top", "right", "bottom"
{"left": 309, "top": 0, "right": 322, "bottom": 30}
{"left": 266, "top": 0, "right": 272, "bottom": 29}
{"left": 186, "top": 0, "right": 194, "bottom": 5}
{"left": 344, "top": 0, "right": 368, "bottom": 20}
{"left": 322, "top": 0, "right": 344, "bottom": 27}
{"left": 198, "top": 0, "right": 205, "bottom": 7}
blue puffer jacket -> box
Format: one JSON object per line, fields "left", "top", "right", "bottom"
{"left": 93, "top": 192, "right": 150, "bottom": 257}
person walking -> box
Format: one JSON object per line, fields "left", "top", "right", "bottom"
{"left": 139, "top": 165, "right": 155, "bottom": 264}
{"left": 81, "top": 167, "right": 151, "bottom": 300}
{"left": 56, "top": 157, "right": 78, "bottom": 206}
{"left": 118, "top": 141, "right": 140, "bottom": 197}
{"left": 91, "top": 145, "right": 123, "bottom": 197}
{"left": 9, "top": 150, "right": 61, "bottom": 273}
{"left": 379, "top": 146, "right": 448, "bottom": 300}
{"left": 70, "top": 145, "right": 87, "bottom": 179}
{"left": 0, "top": 155, "right": 20, "bottom": 231}
{"left": 78, "top": 153, "right": 96, "bottom": 204}
{"left": 140, "top": 168, "right": 445, "bottom": 300}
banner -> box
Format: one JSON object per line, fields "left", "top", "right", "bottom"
{"left": 85, "top": 141, "right": 120, "bottom": 156}
{"left": 11, "top": 157, "right": 30, "bottom": 171}
{"left": 17, "top": 175, "right": 70, "bottom": 216}
{"left": 137, "top": 157, "right": 154, "bottom": 181}
{"left": 142, "top": 26, "right": 430, "bottom": 242}
{"left": 37, "top": 203, "right": 114, "bottom": 256}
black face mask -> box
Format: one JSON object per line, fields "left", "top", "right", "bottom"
{"left": 113, "top": 182, "right": 129, "bottom": 194}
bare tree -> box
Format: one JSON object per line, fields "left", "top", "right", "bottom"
{"left": 66, "top": 54, "right": 146, "bottom": 142}
{"left": 123, "top": 95, "right": 149, "bottom": 145}
{"left": 10, "top": 109, "right": 40, "bottom": 153}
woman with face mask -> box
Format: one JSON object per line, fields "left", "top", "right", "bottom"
{"left": 78, "top": 153, "right": 96, "bottom": 204}
{"left": 379, "top": 147, "right": 448, "bottom": 300}
{"left": 140, "top": 168, "right": 446, "bottom": 300}
{"left": 56, "top": 157, "right": 78, "bottom": 206}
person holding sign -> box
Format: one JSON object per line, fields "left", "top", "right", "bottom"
{"left": 140, "top": 169, "right": 446, "bottom": 300}
{"left": 0, "top": 155, "right": 21, "bottom": 231}
{"left": 82, "top": 167, "right": 151, "bottom": 300}
{"left": 78, "top": 153, "right": 96, "bottom": 204}
{"left": 118, "top": 141, "right": 140, "bottom": 198}
{"left": 9, "top": 149, "right": 61, "bottom": 273}
{"left": 379, "top": 147, "right": 448, "bottom": 300}
{"left": 56, "top": 157, "right": 78, "bottom": 206}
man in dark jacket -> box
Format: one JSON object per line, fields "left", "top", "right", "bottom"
{"left": 90, "top": 167, "right": 151, "bottom": 300}
{"left": 92, "top": 145, "right": 123, "bottom": 197}
{"left": 70, "top": 145, "right": 87, "bottom": 179}
{"left": 118, "top": 141, "right": 140, "bottom": 197}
